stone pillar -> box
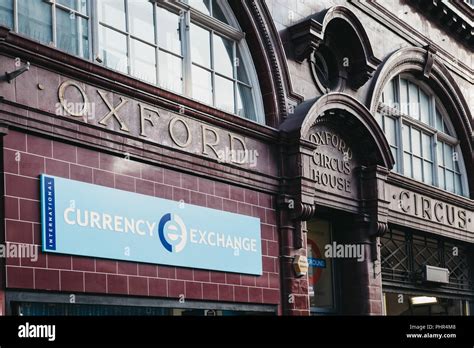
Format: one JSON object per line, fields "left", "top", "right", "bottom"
{"left": 278, "top": 198, "right": 313, "bottom": 315}
{"left": 0, "top": 123, "right": 9, "bottom": 316}
{"left": 341, "top": 219, "right": 383, "bottom": 315}
{"left": 353, "top": 165, "right": 389, "bottom": 315}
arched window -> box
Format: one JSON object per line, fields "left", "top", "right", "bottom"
{"left": 0, "top": 0, "right": 264, "bottom": 123}
{"left": 376, "top": 75, "right": 469, "bottom": 197}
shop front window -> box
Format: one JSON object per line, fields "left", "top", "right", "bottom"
{"left": 14, "top": 302, "right": 273, "bottom": 316}
{"left": 307, "top": 219, "right": 336, "bottom": 313}
{"left": 381, "top": 229, "right": 474, "bottom": 316}
{"left": 383, "top": 292, "right": 470, "bottom": 316}
{"left": 381, "top": 229, "right": 474, "bottom": 291}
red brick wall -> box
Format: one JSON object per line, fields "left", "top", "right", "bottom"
{"left": 3, "top": 130, "right": 280, "bottom": 307}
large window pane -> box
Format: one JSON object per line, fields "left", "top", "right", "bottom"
{"left": 158, "top": 51, "right": 182, "bottom": 93}
{"left": 0, "top": 0, "right": 13, "bottom": 28}
{"left": 423, "top": 161, "right": 433, "bottom": 185}
{"left": 422, "top": 133, "right": 432, "bottom": 160}
{"left": 192, "top": 65, "right": 212, "bottom": 104}
{"left": 444, "top": 144, "right": 453, "bottom": 170}
{"left": 437, "top": 141, "right": 444, "bottom": 166}
{"left": 408, "top": 82, "right": 419, "bottom": 119}
{"left": 446, "top": 170, "right": 454, "bottom": 192}
{"left": 443, "top": 120, "right": 451, "bottom": 136}
{"left": 404, "top": 153, "right": 412, "bottom": 178}
{"left": 98, "top": 0, "right": 126, "bottom": 31}
{"left": 375, "top": 113, "right": 383, "bottom": 127}
{"left": 128, "top": 0, "right": 155, "bottom": 42}
{"left": 454, "top": 174, "right": 462, "bottom": 195}
{"left": 411, "top": 128, "right": 421, "bottom": 156}
{"left": 390, "top": 146, "right": 398, "bottom": 172}
{"left": 57, "top": 9, "right": 89, "bottom": 59}
{"left": 188, "top": 0, "right": 211, "bottom": 16}
{"left": 307, "top": 219, "right": 334, "bottom": 311}
{"left": 400, "top": 79, "right": 408, "bottom": 114}
{"left": 454, "top": 156, "right": 461, "bottom": 172}
{"left": 214, "top": 34, "right": 234, "bottom": 78}
{"left": 190, "top": 23, "right": 211, "bottom": 68}
{"left": 402, "top": 125, "right": 410, "bottom": 152}
{"left": 215, "top": 76, "right": 234, "bottom": 113}
{"left": 157, "top": 7, "right": 181, "bottom": 55}
{"left": 413, "top": 157, "right": 422, "bottom": 181}
{"left": 100, "top": 26, "right": 128, "bottom": 73}
{"left": 383, "top": 79, "right": 395, "bottom": 105}
{"left": 385, "top": 116, "right": 397, "bottom": 146}
{"left": 57, "top": 0, "right": 87, "bottom": 14}
{"left": 435, "top": 109, "right": 444, "bottom": 132}
{"left": 237, "top": 84, "right": 256, "bottom": 121}
{"left": 131, "top": 39, "right": 156, "bottom": 84}
{"left": 18, "top": 0, "right": 52, "bottom": 44}
{"left": 236, "top": 47, "right": 250, "bottom": 84}
{"left": 438, "top": 167, "right": 445, "bottom": 190}
{"left": 419, "top": 89, "right": 430, "bottom": 125}
{"left": 212, "top": 0, "right": 229, "bottom": 24}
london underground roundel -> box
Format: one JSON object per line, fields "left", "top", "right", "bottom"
{"left": 308, "top": 239, "right": 324, "bottom": 286}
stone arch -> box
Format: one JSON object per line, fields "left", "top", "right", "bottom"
{"left": 320, "top": 5, "right": 379, "bottom": 74}
{"left": 367, "top": 46, "right": 474, "bottom": 196}
{"left": 290, "top": 5, "right": 380, "bottom": 91}
{"left": 229, "top": 0, "right": 304, "bottom": 127}
{"left": 281, "top": 93, "right": 395, "bottom": 170}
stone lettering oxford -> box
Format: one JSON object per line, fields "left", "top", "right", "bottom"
{"left": 57, "top": 80, "right": 249, "bottom": 165}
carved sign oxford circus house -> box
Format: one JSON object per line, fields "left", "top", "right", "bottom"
{"left": 304, "top": 124, "right": 358, "bottom": 198}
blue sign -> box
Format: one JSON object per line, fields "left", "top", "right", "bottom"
{"left": 40, "top": 175, "right": 262, "bottom": 275}
{"left": 308, "top": 257, "right": 326, "bottom": 268}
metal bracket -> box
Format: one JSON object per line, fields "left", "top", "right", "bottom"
{"left": 2, "top": 61, "right": 30, "bottom": 83}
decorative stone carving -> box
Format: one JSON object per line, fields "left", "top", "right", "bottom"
{"left": 289, "top": 6, "right": 380, "bottom": 91}
{"left": 423, "top": 44, "right": 437, "bottom": 78}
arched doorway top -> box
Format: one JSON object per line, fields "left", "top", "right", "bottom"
{"left": 280, "top": 93, "right": 395, "bottom": 169}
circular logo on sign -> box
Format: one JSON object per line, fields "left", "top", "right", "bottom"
{"left": 158, "top": 213, "right": 187, "bottom": 253}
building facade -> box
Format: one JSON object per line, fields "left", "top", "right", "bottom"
{"left": 0, "top": 0, "right": 472, "bottom": 316}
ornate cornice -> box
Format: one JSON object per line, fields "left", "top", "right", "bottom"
{"left": 257, "top": 1, "right": 304, "bottom": 104}
{"left": 247, "top": 0, "right": 286, "bottom": 119}
{"left": 408, "top": 0, "right": 473, "bottom": 49}
{"left": 288, "top": 18, "right": 323, "bottom": 64}
{"left": 349, "top": 0, "right": 473, "bottom": 83}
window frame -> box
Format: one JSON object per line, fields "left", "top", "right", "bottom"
{"left": 95, "top": 0, "right": 160, "bottom": 83}
{"left": 91, "top": 0, "right": 264, "bottom": 123}
{"left": 186, "top": 1, "right": 264, "bottom": 122}
{"left": 9, "top": 0, "right": 93, "bottom": 59}
{"left": 1, "top": 0, "right": 264, "bottom": 124}
{"left": 378, "top": 74, "right": 469, "bottom": 197}
{"left": 307, "top": 218, "right": 340, "bottom": 315}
